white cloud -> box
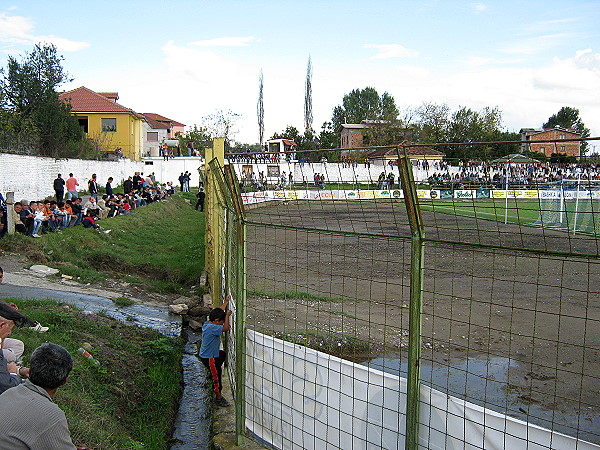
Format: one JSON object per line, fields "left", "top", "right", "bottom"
{"left": 0, "top": 11, "right": 89, "bottom": 52}
{"left": 500, "top": 33, "right": 573, "bottom": 55}
{"left": 463, "top": 56, "right": 491, "bottom": 67}
{"left": 364, "top": 44, "right": 418, "bottom": 60}
{"left": 471, "top": 3, "right": 487, "bottom": 12}
{"left": 188, "top": 36, "right": 258, "bottom": 47}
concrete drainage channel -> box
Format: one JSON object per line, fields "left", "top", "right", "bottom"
{"left": 0, "top": 278, "right": 212, "bottom": 449}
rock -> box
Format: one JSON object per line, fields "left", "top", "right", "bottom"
{"left": 202, "top": 293, "right": 212, "bottom": 307}
{"left": 61, "top": 274, "right": 73, "bottom": 279}
{"left": 29, "top": 265, "right": 59, "bottom": 275}
{"left": 188, "top": 305, "right": 211, "bottom": 317}
{"left": 169, "top": 304, "right": 189, "bottom": 315}
{"left": 188, "top": 319, "right": 203, "bottom": 331}
{"left": 174, "top": 296, "right": 197, "bottom": 307}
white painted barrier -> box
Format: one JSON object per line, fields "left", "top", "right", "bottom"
{"left": 245, "top": 330, "right": 599, "bottom": 450}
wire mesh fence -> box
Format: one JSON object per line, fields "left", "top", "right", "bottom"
{"left": 207, "top": 141, "right": 599, "bottom": 449}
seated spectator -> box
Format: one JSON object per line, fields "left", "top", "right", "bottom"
{"left": 71, "top": 198, "right": 84, "bottom": 226}
{"left": 0, "top": 209, "right": 5, "bottom": 238}
{"left": 82, "top": 211, "right": 110, "bottom": 234}
{"left": 18, "top": 200, "right": 35, "bottom": 236}
{"left": 12, "top": 202, "right": 27, "bottom": 234}
{"left": 0, "top": 343, "right": 88, "bottom": 449}
{"left": 83, "top": 197, "right": 101, "bottom": 217}
{"left": 30, "top": 201, "right": 48, "bottom": 238}
{"left": 63, "top": 200, "right": 78, "bottom": 227}
{"left": 42, "top": 200, "right": 58, "bottom": 232}
{"left": 96, "top": 195, "right": 109, "bottom": 219}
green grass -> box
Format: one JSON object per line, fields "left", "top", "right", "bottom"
{"left": 7, "top": 299, "right": 183, "bottom": 449}
{"left": 419, "top": 199, "right": 542, "bottom": 225}
{"left": 274, "top": 330, "right": 370, "bottom": 355}
{"left": 248, "top": 289, "right": 347, "bottom": 303}
{"left": 112, "top": 296, "right": 135, "bottom": 307}
{"left": 0, "top": 194, "right": 205, "bottom": 293}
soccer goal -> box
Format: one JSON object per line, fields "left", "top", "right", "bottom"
{"left": 532, "top": 178, "right": 600, "bottom": 234}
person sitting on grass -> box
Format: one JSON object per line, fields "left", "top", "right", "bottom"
{"left": 82, "top": 211, "right": 110, "bottom": 234}
{"left": 0, "top": 343, "right": 89, "bottom": 449}
{"left": 0, "top": 312, "right": 29, "bottom": 394}
{"left": 0, "top": 267, "right": 49, "bottom": 336}
{"left": 199, "top": 294, "right": 232, "bottom": 407}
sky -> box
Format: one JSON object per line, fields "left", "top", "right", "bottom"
{"left": 1, "top": 1, "right": 599, "bottom": 149}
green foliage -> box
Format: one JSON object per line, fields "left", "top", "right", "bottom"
{"left": 331, "top": 87, "right": 399, "bottom": 132}
{"left": 523, "top": 149, "right": 548, "bottom": 162}
{"left": 414, "top": 102, "right": 520, "bottom": 160}
{"left": 0, "top": 43, "right": 85, "bottom": 157}
{"left": 177, "top": 124, "right": 212, "bottom": 156}
{"left": 543, "top": 106, "right": 590, "bottom": 154}
{"left": 113, "top": 297, "right": 135, "bottom": 307}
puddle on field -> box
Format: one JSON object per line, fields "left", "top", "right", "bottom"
{"left": 0, "top": 283, "right": 212, "bottom": 449}
{"left": 363, "top": 356, "right": 598, "bottom": 444}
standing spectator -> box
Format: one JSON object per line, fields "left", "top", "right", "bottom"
{"left": 65, "top": 173, "right": 79, "bottom": 200}
{"left": 87, "top": 174, "right": 98, "bottom": 200}
{"left": 105, "top": 177, "right": 114, "bottom": 196}
{"left": 124, "top": 176, "right": 133, "bottom": 194}
{"left": 178, "top": 173, "right": 185, "bottom": 191}
{"left": 195, "top": 188, "right": 206, "bottom": 211}
{"left": 184, "top": 172, "right": 191, "bottom": 192}
{"left": 53, "top": 174, "right": 65, "bottom": 202}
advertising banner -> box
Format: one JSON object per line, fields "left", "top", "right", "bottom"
{"left": 454, "top": 190, "right": 474, "bottom": 199}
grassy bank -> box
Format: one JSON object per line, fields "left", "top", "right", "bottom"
{"left": 6, "top": 299, "right": 183, "bottom": 449}
{"left": 0, "top": 193, "right": 205, "bottom": 295}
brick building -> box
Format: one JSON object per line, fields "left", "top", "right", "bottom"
{"left": 520, "top": 127, "right": 581, "bottom": 158}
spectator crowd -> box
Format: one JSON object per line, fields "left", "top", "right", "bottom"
{"left": 0, "top": 171, "right": 177, "bottom": 239}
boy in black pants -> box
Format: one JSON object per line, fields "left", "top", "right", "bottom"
{"left": 199, "top": 295, "right": 231, "bottom": 406}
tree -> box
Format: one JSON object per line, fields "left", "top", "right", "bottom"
{"left": 178, "top": 124, "right": 212, "bottom": 157}
{"left": 331, "top": 87, "right": 399, "bottom": 131}
{"left": 543, "top": 106, "right": 590, "bottom": 154}
{"left": 304, "top": 56, "right": 313, "bottom": 133}
{"left": 0, "top": 43, "right": 84, "bottom": 157}
{"left": 257, "top": 70, "right": 264, "bottom": 145}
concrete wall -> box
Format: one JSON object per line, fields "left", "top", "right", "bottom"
{"left": 0, "top": 154, "right": 206, "bottom": 201}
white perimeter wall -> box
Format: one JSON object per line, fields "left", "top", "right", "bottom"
{"left": 0, "top": 154, "right": 206, "bottom": 201}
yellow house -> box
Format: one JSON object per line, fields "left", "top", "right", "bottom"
{"left": 59, "top": 87, "right": 143, "bottom": 160}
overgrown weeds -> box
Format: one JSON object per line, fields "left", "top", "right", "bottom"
{"left": 8, "top": 299, "right": 183, "bottom": 449}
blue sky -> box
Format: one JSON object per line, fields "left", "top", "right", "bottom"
{"left": 1, "top": 1, "right": 599, "bottom": 147}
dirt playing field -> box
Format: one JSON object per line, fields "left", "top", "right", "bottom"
{"left": 244, "top": 199, "right": 599, "bottom": 442}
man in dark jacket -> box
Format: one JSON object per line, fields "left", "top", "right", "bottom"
{"left": 53, "top": 174, "right": 65, "bottom": 202}
{"left": 195, "top": 188, "right": 206, "bottom": 211}
{"left": 105, "top": 177, "right": 114, "bottom": 196}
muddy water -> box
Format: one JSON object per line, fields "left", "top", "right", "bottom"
{"left": 0, "top": 283, "right": 211, "bottom": 449}
{"left": 364, "top": 356, "right": 598, "bottom": 444}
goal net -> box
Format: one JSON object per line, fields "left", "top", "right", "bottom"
{"left": 532, "top": 178, "right": 600, "bottom": 234}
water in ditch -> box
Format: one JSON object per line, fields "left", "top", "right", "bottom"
{"left": 0, "top": 283, "right": 211, "bottom": 449}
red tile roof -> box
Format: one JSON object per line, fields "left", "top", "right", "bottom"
{"left": 59, "top": 87, "right": 136, "bottom": 114}
{"left": 142, "top": 112, "right": 185, "bottom": 127}
{"left": 141, "top": 114, "right": 170, "bottom": 129}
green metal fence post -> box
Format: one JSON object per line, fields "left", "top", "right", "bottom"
{"left": 398, "top": 146, "right": 425, "bottom": 450}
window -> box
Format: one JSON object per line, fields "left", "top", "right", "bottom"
{"left": 102, "top": 118, "right": 117, "bottom": 132}
{"left": 560, "top": 145, "right": 566, "bottom": 152}
{"left": 147, "top": 132, "right": 158, "bottom": 141}
{"left": 540, "top": 147, "right": 545, "bottom": 153}
{"left": 78, "top": 117, "right": 88, "bottom": 133}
